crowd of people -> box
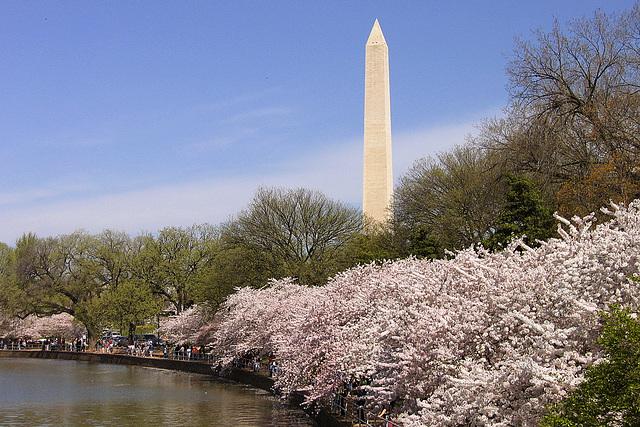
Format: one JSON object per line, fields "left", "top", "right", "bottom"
{"left": 232, "top": 350, "right": 279, "bottom": 377}
{"left": 0, "top": 337, "right": 87, "bottom": 351}
{"left": 92, "top": 336, "right": 214, "bottom": 361}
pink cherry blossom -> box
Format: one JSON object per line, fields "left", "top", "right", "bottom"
{"left": 205, "top": 200, "right": 640, "bottom": 425}
{"left": 157, "top": 304, "right": 213, "bottom": 345}
{"left": 1, "top": 312, "right": 85, "bottom": 339}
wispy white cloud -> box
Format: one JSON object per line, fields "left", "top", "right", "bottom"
{"left": 220, "top": 106, "right": 292, "bottom": 125}
{"left": 191, "top": 87, "right": 286, "bottom": 115}
{"left": 0, "top": 113, "right": 490, "bottom": 244}
{"left": 393, "top": 121, "right": 479, "bottom": 178}
{"left": 0, "top": 178, "right": 258, "bottom": 243}
{"left": 0, "top": 179, "right": 96, "bottom": 207}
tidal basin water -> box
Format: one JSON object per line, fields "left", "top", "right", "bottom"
{"left": 0, "top": 358, "right": 317, "bottom": 426}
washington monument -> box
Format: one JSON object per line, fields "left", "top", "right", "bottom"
{"left": 363, "top": 19, "right": 392, "bottom": 223}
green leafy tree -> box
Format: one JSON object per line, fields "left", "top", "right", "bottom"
{"left": 133, "top": 224, "right": 217, "bottom": 314}
{"left": 92, "top": 279, "right": 162, "bottom": 343}
{"left": 393, "top": 144, "right": 506, "bottom": 252}
{"left": 0, "top": 242, "right": 17, "bottom": 312}
{"left": 221, "top": 187, "right": 362, "bottom": 286}
{"left": 338, "top": 220, "right": 443, "bottom": 266}
{"left": 483, "top": 174, "right": 556, "bottom": 251}
{"left": 403, "top": 225, "right": 443, "bottom": 259}
{"left": 0, "top": 243, "right": 19, "bottom": 337}
{"left": 195, "top": 246, "right": 272, "bottom": 305}
{"left": 87, "top": 229, "right": 133, "bottom": 291}
{"left": 11, "top": 231, "right": 103, "bottom": 343}
{"left": 340, "top": 222, "right": 400, "bottom": 266}
{"left": 543, "top": 305, "right": 640, "bottom": 426}
{"left": 6, "top": 230, "right": 144, "bottom": 345}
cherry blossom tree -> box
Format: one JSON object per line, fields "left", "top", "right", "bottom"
{"left": 24, "top": 313, "right": 86, "bottom": 339}
{"left": 157, "top": 304, "right": 213, "bottom": 345}
{"left": 0, "top": 310, "right": 25, "bottom": 338}
{"left": 205, "top": 200, "right": 640, "bottom": 426}
{"left": 1, "top": 313, "right": 85, "bottom": 339}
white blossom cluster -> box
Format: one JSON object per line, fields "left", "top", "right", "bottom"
{"left": 1, "top": 312, "right": 85, "bottom": 339}
{"left": 157, "top": 304, "right": 212, "bottom": 345}
{"left": 204, "top": 201, "right": 640, "bottom": 426}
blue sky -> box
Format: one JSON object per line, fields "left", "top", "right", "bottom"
{"left": 1, "top": 1, "right": 635, "bottom": 244}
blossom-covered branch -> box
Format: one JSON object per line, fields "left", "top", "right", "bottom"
{"left": 204, "top": 200, "right": 640, "bottom": 426}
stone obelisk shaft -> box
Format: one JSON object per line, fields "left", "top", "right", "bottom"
{"left": 363, "top": 19, "right": 392, "bottom": 223}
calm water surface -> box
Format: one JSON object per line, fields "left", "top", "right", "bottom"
{"left": 0, "top": 358, "right": 317, "bottom": 426}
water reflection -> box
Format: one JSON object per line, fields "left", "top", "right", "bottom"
{"left": 0, "top": 358, "right": 316, "bottom": 426}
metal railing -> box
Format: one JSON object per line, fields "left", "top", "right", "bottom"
{"left": 330, "top": 394, "right": 402, "bottom": 427}
{"left": 1, "top": 342, "right": 42, "bottom": 350}
{"left": 167, "top": 350, "right": 217, "bottom": 363}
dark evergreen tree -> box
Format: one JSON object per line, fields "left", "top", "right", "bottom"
{"left": 405, "top": 226, "right": 443, "bottom": 260}
{"left": 484, "top": 174, "right": 556, "bottom": 251}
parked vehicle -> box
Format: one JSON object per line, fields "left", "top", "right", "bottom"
{"left": 135, "top": 334, "right": 164, "bottom": 346}
{"left": 101, "top": 332, "right": 128, "bottom": 347}
{"left": 115, "top": 336, "right": 130, "bottom": 347}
